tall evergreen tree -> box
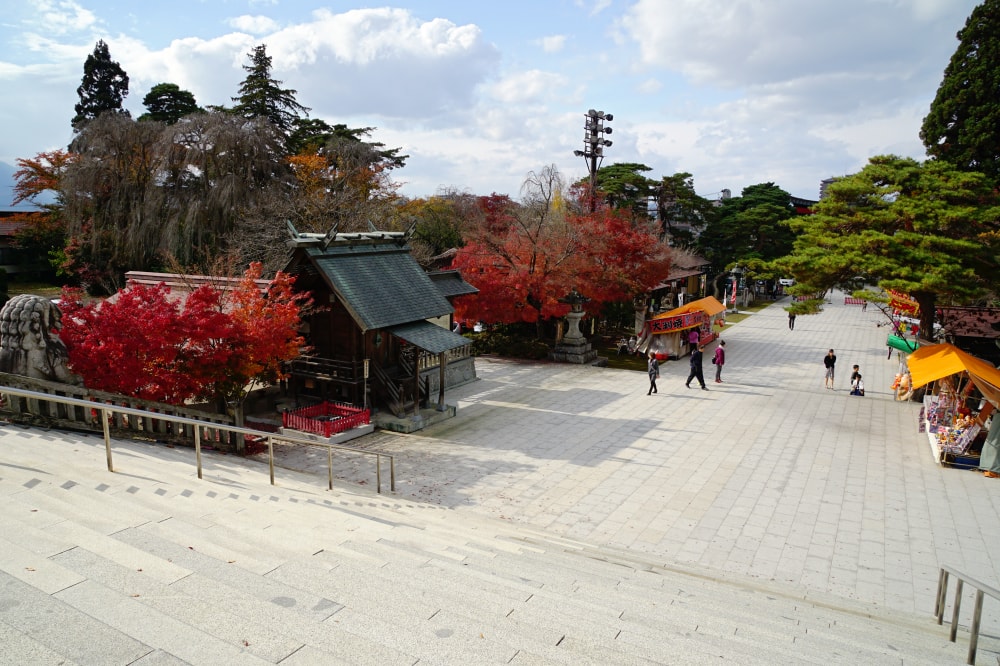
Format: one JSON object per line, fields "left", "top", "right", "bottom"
{"left": 920, "top": 0, "right": 1000, "bottom": 185}
{"left": 696, "top": 183, "right": 797, "bottom": 271}
{"left": 654, "top": 172, "right": 716, "bottom": 246}
{"left": 72, "top": 40, "right": 129, "bottom": 129}
{"left": 138, "top": 83, "right": 202, "bottom": 124}
{"left": 231, "top": 44, "right": 310, "bottom": 143}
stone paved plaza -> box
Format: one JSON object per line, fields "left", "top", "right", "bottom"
{"left": 4, "top": 289, "right": 1000, "bottom": 663}
{"left": 270, "top": 291, "right": 1000, "bottom": 626}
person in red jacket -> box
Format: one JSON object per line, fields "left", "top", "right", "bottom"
{"left": 713, "top": 340, "right": 726, "bottom": 383}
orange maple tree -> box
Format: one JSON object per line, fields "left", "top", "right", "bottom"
{"left": 9, "top": 151, "right": 74, "bottom": 274}
{"left": 211, "top": 263, "right": 312, "bottom": 404}
{"left": 12, "top": 150, "right": 75, "bottom": 205}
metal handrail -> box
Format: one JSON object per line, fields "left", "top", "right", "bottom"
{"left": 0, "top": 385, "right": 395, "bottom": 494}
{"left": 935, "top": 565, "right": 1000, "bottom": 664}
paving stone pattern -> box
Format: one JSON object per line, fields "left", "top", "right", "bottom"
{"left": 0, "top": 290, "right": 998, "bottom": 664}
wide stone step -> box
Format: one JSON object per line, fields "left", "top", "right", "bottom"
{"left": 0, "top": 424, "right": 991, "bottom": 665}
{"left": 0, "top": 569, "right": 153, "bottom": 664}
{"left": 49, "top": 545, "right": 305, "bottom": 663}
{"left": 318, "top": 527, "right": 973, "bottom": 665}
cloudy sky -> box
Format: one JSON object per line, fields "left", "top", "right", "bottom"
{"left": 0, "top": 0, "right": 981, "bottom": 206}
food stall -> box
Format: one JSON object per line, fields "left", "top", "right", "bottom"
{"left": 639, "top": 296, "right": 726, "bottom": 360}
{"left": 907, "top": 343, "right": 1000, "bottom": 467}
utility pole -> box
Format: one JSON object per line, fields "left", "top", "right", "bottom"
{"left": 573, "top": 109, "right": 612, "bottom": 212}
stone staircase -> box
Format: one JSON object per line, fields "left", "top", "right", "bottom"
{"left": 0, "top": 422, "right": 994, "bottom": 664}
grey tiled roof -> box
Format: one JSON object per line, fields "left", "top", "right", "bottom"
{"left": 428, "top": 270, "right": 479, "bottom": 298}
{"left": 304, "top": 243, "right": 453, "bottom": 332}
{"left": 389, "top": 320, "right": 470, "bottom": 354}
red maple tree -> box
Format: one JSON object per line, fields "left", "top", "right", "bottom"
{"left": 451, "top": 190, "right": 668, "bottom": 327}
{"left": 59, "top": 282, "right": 231, "bottom": 404}
{"left": 58, "top": 263, "right": 310, "bottom": 409}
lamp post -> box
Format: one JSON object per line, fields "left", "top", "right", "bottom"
{"left": 573, "top": 109, "right": 613, "bottom": 212}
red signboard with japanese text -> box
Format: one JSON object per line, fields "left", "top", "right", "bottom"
{"left": 649, "top": 311, "right": 705, "bottom": 334}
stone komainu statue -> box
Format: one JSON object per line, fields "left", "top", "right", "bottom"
{"left": 0, "top": 294, "right": 82, "bottom": 385}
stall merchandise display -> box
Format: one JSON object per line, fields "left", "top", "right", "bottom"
{"left": 921, "top": 383, "right": 986, "bottom": 464}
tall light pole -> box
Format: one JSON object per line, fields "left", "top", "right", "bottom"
{"left": 573, "top": 109, "right": 612, "bottom": 211}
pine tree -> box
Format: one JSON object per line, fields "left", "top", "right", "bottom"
{"left": 138, "top": 83, "right": 202, "bottom": 124}
{"left": 779, "top": 155, "right": 1000, "bottom": 339}
{"left": 920, "top": 0, "right": 1000, "bottom": 184}
{"left": 231, "top": 44, "right": 310, "bottom": 142}
{"left": 72, "top": 40, "right": 130, "bottom": 129}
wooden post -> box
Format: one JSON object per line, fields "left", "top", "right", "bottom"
{"left": 437, "top": 352, "right": 447, "bottom": 411}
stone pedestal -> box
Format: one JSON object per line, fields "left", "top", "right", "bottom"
{"left": 549, "top": 338, "right": 598, "bottom": 364}
{"left": 549, "top": 309, "right": 598, "bottom": 364}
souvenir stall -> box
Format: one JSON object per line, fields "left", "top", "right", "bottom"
{"left": 638, "top": 296, "right": 726, "bottom": 361}
{"left": 907, "top": 343, "right": 1000, "bottom": 468}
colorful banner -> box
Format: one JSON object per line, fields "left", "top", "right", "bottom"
{"left": 649, "top": 311, "right": 705, "bottom": 334}
{"left": 887, "top": 289, "right": 919, "bottom": 315}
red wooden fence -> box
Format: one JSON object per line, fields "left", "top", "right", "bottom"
{"left": 282, "top": 401, "right": 371, "bottom": 438}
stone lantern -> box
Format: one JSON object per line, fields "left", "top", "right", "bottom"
{"left": 549, "top": 288, "right": 599, "bottom": 365}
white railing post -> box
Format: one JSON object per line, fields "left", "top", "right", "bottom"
{"left": 195, "top": 426, "right": 202, "bottom": 479}
{"left": 267, "top": 436, "right": 275, "bottom": 485}
{"left": 101, "top": 407, "right": 113, "bottom": 472}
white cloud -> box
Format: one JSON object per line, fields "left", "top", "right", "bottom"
{"left": 577, "top": 0, "right": 612, "bottom": 16}
{"left": 486, "top": 70, "right": 568, "bottom": 105}
{"left": 49, "top": 8, "right": 500, "bottom": 124}
{"left": 256, "top": 8, "right": 499, "bottom": 119}
{"left": 618, "top": 0, "right": 962, "bottom": 89}
{"left": 637, "top": 78, "right": 661, "bottom": 95}
{"left": 26, "top": 0, "right": 97, "bottom": 36}
{"left": 539, "top": 35, "right": 566, "bottom": 53}
{"left": 227, "top": 15, "right": 281, "bottom": 35}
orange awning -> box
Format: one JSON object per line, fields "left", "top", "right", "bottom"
{"left": 907, "top": 343, "right": 1000, "bottom": 407}
{"left": 652, "top": 295, "right": 726, "bottom": 320}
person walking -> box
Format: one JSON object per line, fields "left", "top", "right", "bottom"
{"left": 788, "top": 312, "right": 796, "bottom": 330}
{"left": 713, "top": 340, "right": 726, "bottom": 383}
{"left": 824, "top": 349, "right": 837, "bottom": 389}
{"left": 646, "top": 351, "right": 659, "bottom": 395}
{"left": 686, "top": 345, "right": 708, "bottom": 390}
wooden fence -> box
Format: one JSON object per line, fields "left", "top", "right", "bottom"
{"left": 0, "top": 372, "right": 239, "bottom": 452}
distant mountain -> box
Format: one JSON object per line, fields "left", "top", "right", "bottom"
{"left": 0, "top": 161, "right": 53, "bottom": 211}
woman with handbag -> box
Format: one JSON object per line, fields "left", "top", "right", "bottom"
{"left": 712, "top": 340, "right": 726, "bottom": 383}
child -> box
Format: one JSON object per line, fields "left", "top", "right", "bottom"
{"left": 850, "top": 365, "right": 865, "bottom": 396}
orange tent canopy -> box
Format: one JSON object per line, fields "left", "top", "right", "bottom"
{"left": 652, "top": 295, "right": 726, "bottom": 320}
{"left": 907, "top": 343, "right": 1000, "bottom": 407}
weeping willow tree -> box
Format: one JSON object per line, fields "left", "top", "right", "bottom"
{"left": 156, "top": 112, "right": 291, "bottom": 270}
{"left": 61, "top": 112, "right": 293, "bottom": 291}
